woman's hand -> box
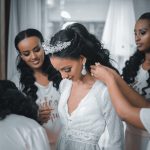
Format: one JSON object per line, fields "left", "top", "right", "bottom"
{"left": 38, "top": 101, "right": 53, "bottom": 124}
{"left": 90, "top": 63, "right": 118, "bottom": 85}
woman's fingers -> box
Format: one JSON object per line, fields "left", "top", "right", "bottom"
{"left": 38, "top": 107, "right": 54, "bottom": 123}
{"left": 90, "top": 63, "right": 109, "bottom": 82}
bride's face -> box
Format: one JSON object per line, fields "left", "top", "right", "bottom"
{"left": 50, "top": 56, "right": 83, "bottom": 81}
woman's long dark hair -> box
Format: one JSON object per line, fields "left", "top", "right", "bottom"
{"left": 49, "top": 23, "right": 118, "bottom": 73}
{"left": 122, "top": 12, "right": 150, "bottom": 96}
{"left": 0, "top": 80, "right": 38, "bottom": 121}
{"left": 15, "top": 29, "right": 61, "bottom": 102}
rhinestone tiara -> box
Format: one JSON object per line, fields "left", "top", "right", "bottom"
{"left": 42, "top": 40, "right": 72, "bottom": 54}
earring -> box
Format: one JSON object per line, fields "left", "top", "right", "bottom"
{"left": 81, "top": 64, "right": 87, "bottom": 75}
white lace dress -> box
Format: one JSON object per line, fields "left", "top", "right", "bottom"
{"left": 56, "top": 79, "right": 124, "bottom": 150}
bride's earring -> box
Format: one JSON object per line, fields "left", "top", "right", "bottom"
{"left": 81, "top": 64, "right": 87, "bottom": 75}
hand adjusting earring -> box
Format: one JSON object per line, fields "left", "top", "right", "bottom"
{"left": 81, "top": 64, "right": 87, "bottom": 75}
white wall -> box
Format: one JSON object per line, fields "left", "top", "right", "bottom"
{"left": 133, "top": 0, "right": 150, "bottom": 19}
{"left": 47, "top": 0, "right": 150, "bottom": 22}
{"left": 47, "top": 0, "right": 110, "bottom": 22}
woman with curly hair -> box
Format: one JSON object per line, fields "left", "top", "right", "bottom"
{"left": 0, "top": 80, "right": 50, "bottom": 150}
{"left": 122, "top": 12, "right": 150, "bottom": 150}
{"left": 43, "top": 23, "right": 124, "bottom": 150}
{"left": 15, "top": 28, "right": 62, "bottom": 149}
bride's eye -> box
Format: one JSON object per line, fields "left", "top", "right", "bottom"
{"left": 64, "top": 67, "right": 71, "bottom": 72}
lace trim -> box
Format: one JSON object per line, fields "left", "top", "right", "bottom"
{"left": 60, "top": 127, "right": 100, "bottom": 145}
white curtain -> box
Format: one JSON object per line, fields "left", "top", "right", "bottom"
{"left": 7, "top": 0, "right": 47, "bottom": 85}
{"left": 102, "top": 0, "right": 136, "bottom": 72}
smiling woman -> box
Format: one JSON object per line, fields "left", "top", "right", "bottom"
{"left": 17, "top": 36, "right": 45, "bottom": 69}
{"left": 14, "top": 28, "right": 62, "bottom": 150}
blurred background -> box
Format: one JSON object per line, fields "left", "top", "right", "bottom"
{"left": 0, "top": 0, "right": 150, "bottom": 83}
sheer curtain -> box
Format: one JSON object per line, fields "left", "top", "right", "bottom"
{"left": 99, "top": 1, "right": 135, "bottom": 147}
{"left": 0, "top": 0, "right": 6, "bottom": 79}
{"left": 7, "top": 0, "right": 48, "bottom": 86}
{"left": 102, "top": 0, "right": 136, "bottom": 72}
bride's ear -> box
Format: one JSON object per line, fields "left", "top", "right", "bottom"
{"left": 80, "top": 55, "right": 86, "bottom": 64}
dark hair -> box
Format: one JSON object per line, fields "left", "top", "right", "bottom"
{"left": 15, "top": 28, "right": 61, "bottom": 102}
{"left": 15, "top": 28, "right": 44, "bottom": 51}
{"left": 49, "top": 23, "right": 118, "bottom": 73}
{"left": 0, "top": 80, "right": 38, "bottom": 121}
{"left": 138, "top": 12, "right": 150, "bottom": 20}
{"left": 122, "top": 12, "right": 150, "bottom": 96}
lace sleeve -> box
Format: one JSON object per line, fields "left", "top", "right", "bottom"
{"left": 101, "top": 87, "right": 124, "bottom": 150}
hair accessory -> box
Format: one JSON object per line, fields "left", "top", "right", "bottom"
{"left": 42, "top": 40, "right": 71, "bottom": 54}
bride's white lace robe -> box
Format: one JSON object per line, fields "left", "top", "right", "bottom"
{"left": 57, "top": 79, "right": 124, "bottom": 150}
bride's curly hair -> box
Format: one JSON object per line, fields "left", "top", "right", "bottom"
{"left": 49, "top": 23, "right": 118, "bottom": 74}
